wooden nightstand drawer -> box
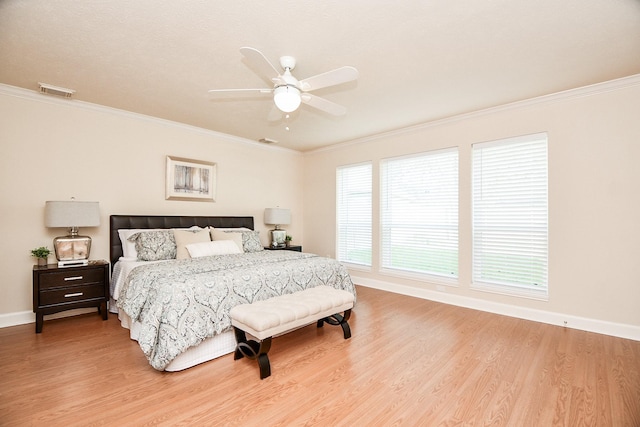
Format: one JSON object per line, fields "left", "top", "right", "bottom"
{"left": 33, "top": 260, "right": 110, "bottom": 333}
{"left": 39, "top": 284, "right": 106, "bottom": 306}
{"left": 39, "top": 268, "right": 105, "bottom": 289}
{"left": 264, "top": 245, "right": 302, "bottom": 252}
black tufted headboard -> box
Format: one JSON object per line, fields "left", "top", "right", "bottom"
{"left": 109, "top": 215, "right": 254, "bottom": 269}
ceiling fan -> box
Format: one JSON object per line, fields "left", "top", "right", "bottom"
{"left": 208, "top": 47, "right": 359, "bottom": 116}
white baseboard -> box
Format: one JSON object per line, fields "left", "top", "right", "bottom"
{"left": 0, "top": 311, "right": 34, "bottom": 328}
{"left": 352, "top": 276, "right": 640, "bottom": 342}
{"left": 0, "top": 308, "right": 99, "bottom": 329}
{"left": 4, "top": 279, "right": 638, "bottom": 342}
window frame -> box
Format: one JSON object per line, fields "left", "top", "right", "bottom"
{"left": 471, "top": 132, "right": 549, "bottom": 300}
{"left": 336, "top": 162, "right": 373, "bottom": 268}
{"left": 380, "top": 147, "right": 459, "bottom": 282}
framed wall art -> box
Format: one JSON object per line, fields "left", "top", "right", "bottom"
{"left": 165, "top": 156, "right": 217, "bottom": 202}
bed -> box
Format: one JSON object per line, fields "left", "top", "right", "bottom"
{"left": 109, "top": 215, "right": 356, "bottom": 371}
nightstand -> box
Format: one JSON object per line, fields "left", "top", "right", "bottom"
{"left": 32, "top": 260, "right": 110, "bottom": 333}
{"left": 264, "top": 245, "right": 302, "bottom": 252}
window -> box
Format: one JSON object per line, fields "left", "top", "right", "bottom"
{"left": 381, "top": 149, "right": 458, "bottom": 278}
{"left": 472, "top": 133, "right": 548, "bottom": 297}
{"left": 337, "top": 163, "right": 372, "bottom": 266}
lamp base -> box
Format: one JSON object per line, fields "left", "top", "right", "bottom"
{"left": 53, "top": 235, "right": 92, "bottom": 265}
{"left": 270, "top": 229, "right": 286, "bottom": 248}
{"left": 58, "top": 259, "right": 89, "bottom": 268}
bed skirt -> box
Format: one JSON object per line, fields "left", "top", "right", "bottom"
{"left": 117, "top": 310, "right": 236, "bottom": 371}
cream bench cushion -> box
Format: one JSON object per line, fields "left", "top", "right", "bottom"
{"left": 230, "top": 285, "right": 354, "bottom": 340}
{"left": 230, "top": 285, "right": 355, "bottom": 379}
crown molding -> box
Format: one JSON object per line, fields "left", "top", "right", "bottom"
{"left": 309, "top": 73, "right": 640, "bottom": 155}
{"left": 0, "top": 83, "right": 301, "bottom": 156}
{"left": 3, "top": 73, "right": 639, "bottom": 157}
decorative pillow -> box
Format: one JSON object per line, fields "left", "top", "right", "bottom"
{"left": 186, "top": 240, "right": 242, "bottom": 258}
{"left": 173, "top": 228, "right": 211, "bottom": 259}
{"left": 210, "top": 229, "right": 244, "bottom": 251}
{"left": 118, "top": 228, "right": 162, "bottom": 258}
{"left": 128, "top": 230, "right": 177, "bottom": 261}
{"left": 223, "top": 230, "right": 263, "bottom": 253}
{"left": 119, "top": 226, "right": 201, "bottom": 259}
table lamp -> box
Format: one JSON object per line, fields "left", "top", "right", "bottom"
{"left": 264, "top": 208, "right": 291, "bottom": 248}
{"left": 45, "top": 200, "right": 100, "bottom": 267}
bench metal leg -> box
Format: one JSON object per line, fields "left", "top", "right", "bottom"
{"left": 234, "top": 306, "right": 353, "bottom": 380}
{"left": 258, "top": 353, "right": 271, "bottom": 379}
{"left": 317, "top": 308, "right": 352, "bottom": 339}
{"left": 232, "top": 326, "right": 273, "bottom": 379}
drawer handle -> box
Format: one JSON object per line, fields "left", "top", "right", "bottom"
{"left": 64, "top": 292, "right": 84, "bottom": 298}
{"left": 64, "top": 276, "right": 84, "bottom": 281}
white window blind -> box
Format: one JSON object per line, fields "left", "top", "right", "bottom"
{"left": 337, "top": 163, "right": 372, "bottom": 266}
{"left": 381, "top": 149, "right": 458, "bottom": 278}
{"left": 472, "top": 133, "right": 548, "bottom": 295}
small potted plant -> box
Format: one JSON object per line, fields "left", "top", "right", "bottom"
{"left": 285, "top": 235, "right": 292, "bottom": 248}
{"left": 31, "top": 246, "right": 51, "bottom": 266}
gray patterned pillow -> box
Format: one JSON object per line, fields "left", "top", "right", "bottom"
{"left": 224, "top": 230, "right": 263, "bottom": 253}
{"left": 128, "top": 230, "right": 177, "bottom": 261}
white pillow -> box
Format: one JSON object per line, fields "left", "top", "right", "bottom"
{"left": 186, "top": 240, "right": 242, "bottom": 258}
{"left": 173, "top": 228, "right": 211, "bottom": 259}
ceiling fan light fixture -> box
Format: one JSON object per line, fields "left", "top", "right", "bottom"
{"left": 273, "top": 85, "right": 301, "bottom": 113}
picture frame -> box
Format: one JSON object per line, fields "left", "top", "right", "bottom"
{"left": 165, "top": 156, "right": 217, "bottom": 202}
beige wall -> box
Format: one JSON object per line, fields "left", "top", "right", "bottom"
{"left": 0, "top": 87, "right": 303, "bottom": 320}
{"left": 2, "top": 77, "right": 639, "bottom": 338}
{"left": 303, "top": 77, "right": 640, "bottom": 334}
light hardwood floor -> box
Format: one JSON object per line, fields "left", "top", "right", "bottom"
{"left": 1, "top": 285, "right": 639, "bottom": 426}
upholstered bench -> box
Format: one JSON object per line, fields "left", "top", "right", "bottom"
{"left": 230, "top": 286, "right": 355, "bottom": 379}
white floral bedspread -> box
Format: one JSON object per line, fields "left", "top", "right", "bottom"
{"left": 116, "top": 251, "right": 356, "bottom": 370}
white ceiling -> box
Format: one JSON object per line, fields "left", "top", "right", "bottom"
{"left": 2, "top": 1, "right": 639, "bottom": 152}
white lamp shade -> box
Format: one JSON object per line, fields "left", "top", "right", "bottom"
{"left": 45, "top": 201, "right": 100, "bottom": 228}
{"left": 264, "top": 208, "right": 291, "bottom": 226}
{"left": 273, "top": 86, "right": 301, "bottom": 113}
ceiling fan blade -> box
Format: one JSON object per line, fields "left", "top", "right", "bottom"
{"left": 208, "top": 88, "right": 272, "bottom": 96}
{"left": 299, "top": 66, "right": 358, "bottom": 92}
{"left": 301, "top": 93, "right": 347, "bottom": 116}
{"left": 240, "top": 47, "right": 281, "bottom": 85}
